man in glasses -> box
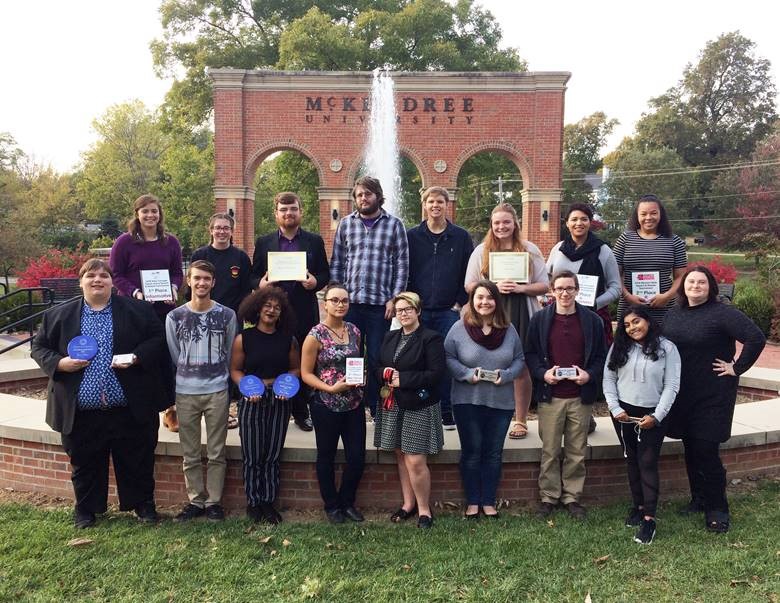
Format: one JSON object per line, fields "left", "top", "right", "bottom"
{"left": 525, "top": 270, "right": 607, "bottom": 521}
{"left": 251, "top": 192, "right": 330, "bottom": 432}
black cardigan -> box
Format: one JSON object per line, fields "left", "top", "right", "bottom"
{"left": 525, "top": 302, "right": 607, "bottom": 405}
{"left": 376, "top": 327, "right": 445, "bottom": 411}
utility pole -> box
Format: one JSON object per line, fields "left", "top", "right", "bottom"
{"left": 492, "top": 176, "right": 504, "bottom": 204}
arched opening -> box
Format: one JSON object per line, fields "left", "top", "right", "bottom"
{"left": 252, "top": 151, "right": 321, "bottom": 234}
{"left": 456, "top": 151, "right": 525, "bottom": 241}
{"left": 397, "top": 155, "right": 424, "bottom": 227}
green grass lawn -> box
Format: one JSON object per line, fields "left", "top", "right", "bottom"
{"left": 1, "top": 481, "right": 778, "bottom": 602}
{"left": 687, "top": 248, "right": 758, "bottom": 273}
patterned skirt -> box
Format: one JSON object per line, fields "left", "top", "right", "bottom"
{"left": 373, "top": 403, "right": 444, "bottom": 455}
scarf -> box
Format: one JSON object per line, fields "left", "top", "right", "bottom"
{"left": 465, "top": 323, "right": 507, "bottom": 350}
{"left": 559, "top": 231, "right": 606, "bottom": 308}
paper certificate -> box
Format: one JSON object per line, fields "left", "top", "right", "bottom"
{"left": 140, "top": 269, "right": 173, "bottom": 302}
{"left": 575, "top": 274, "right": 599, "bottom": 307}
{"left": 488, "top": 252, "right": 529, "bottom": 283}
{"left": 268, "top": 251, "right": 307, "bottom": 282}
{"left": 345, "top": 357, "right": 365, "bottom": 385}
{"left": 631, "top": 271, "right": 661, "bottom": 299}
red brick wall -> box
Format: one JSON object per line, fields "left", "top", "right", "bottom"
{"left": 3, "top": 436, "right": 778, "bottom": 512}
{"left": 211, "top": 71, "right": 569, "bottom": 257}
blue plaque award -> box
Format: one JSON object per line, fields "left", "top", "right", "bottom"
{"left": 272, "top": 373, "right": 300, "bottom": 399}
{"left": 239, "top": 375, "right": 265, "bottom": 398}
{"left": 67, "top": 335, "right": 98, "bottom": 361}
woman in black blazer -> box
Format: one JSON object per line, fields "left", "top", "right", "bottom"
{"left": 374, "top": 292, "right": 446, "bottom": 528}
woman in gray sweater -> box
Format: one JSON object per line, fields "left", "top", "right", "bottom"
{"left": 444, "top": 280, "right": 525, "bottom": 519}
{"left": 603, "top": 305, "right": 681, "bottom": 545}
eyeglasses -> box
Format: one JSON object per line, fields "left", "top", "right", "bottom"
{"left": 395, "top": 306, "right": 416, "bottom": 316}
{"left": 552, "top": 286, "right": 578, "bottom": 295}
{"left": 325, "top": 298, "right": 349, "bottom": 306}
{"left": 262, "top": 303, "right": 282, "bottom": 312}
{"left": 212, "top": 226, "right": 232, "bottom": 231}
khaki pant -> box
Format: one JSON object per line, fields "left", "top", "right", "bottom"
{"left": 176, "top": 389, "right": 229, "bottom": 507}
{"left": 537, "top": 396, "right": 590, "bottom": 505}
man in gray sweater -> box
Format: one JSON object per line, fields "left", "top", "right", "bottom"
{"left": 166, "top": 260, "right": 237, "bottom": 521}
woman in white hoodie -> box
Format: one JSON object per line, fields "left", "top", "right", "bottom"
{"left": 603, "top": 305, "right": 681, "bottom": 545}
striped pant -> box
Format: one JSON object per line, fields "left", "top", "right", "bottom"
{"left": 237, "top": 395, "right": 291, "bottom": 506}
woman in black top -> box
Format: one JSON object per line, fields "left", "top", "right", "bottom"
{"left": 663, "top": 267, "right": 765, "bottom": 533}
{"left": 375, "top": 292, "right": 446, "bottom": 529}
{"left": 230, "top": 287, "right": 299, "bottom": 524}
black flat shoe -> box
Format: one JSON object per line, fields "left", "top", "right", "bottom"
{"left": 343, "top": 506, "right": 365, "bottom": 522}
{"left": 417, "top": 515, "right": 434, "bottom": 529}
{"left": 464, "top": 511, "right": 479, "bottom": 521}
{"left": 73, "top": 509, "right": 96, "bottom": 529}
{"left": 390, "top": 506, "right": 417, "bottom": 523}
{"left": 483, "top": 511, "right": 500, "bottom": 519}
{"left": 326, "top": 508, "right": 345, "bottom": 524}
{"left": 260, "top": 502, "right": 283, "bottom": 524}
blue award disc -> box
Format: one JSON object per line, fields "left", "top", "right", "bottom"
{"left": 67, "top": 335, "right": 98, "bottom": 361}
{"left": 239, "top": 375, "right": 265, "bottom": 398}
{"left": 272, "top": 373, "right": 300, "bottom": 398}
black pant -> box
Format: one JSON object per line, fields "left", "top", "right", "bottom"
{"left": 290, "top": 385, "right": 311, "bottom": 424}
{"left": 612, "top": 402, "right": 666, "bottom": 517}
{"left": 682, "top": 436, "right": 729, "bottom": 514}
{"left": 310, "top": 401, "right": 366, "bottom": 511}
{"left": 60, "top": 407, "right": 158, "bottom": 514}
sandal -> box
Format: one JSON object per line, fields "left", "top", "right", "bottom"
{"left": 508, "top": 421, "right": 528, "bottom": 439}
{"left": 390, "top": 506, "right": 417, "bottom": 522}
{"left": 227, "top": 416, "right": 239, "bottom": 429}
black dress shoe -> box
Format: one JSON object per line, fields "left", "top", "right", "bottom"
{"left": 343, "top": 506, "right": 365, "bottom": 522}
{"left": 295, "top": 417, "right": 314, "bottom": 432}
{"left": 326, "top": 508, "right": 346, "bottom": 524}
{"left": 260, "top": 502, "right": 283, "bottom": 524}
{"left": 134, "top": 501, "right": 159, "bottom": 524}
{"left": 73, "top": 509, "right": 96, "bottom": 529}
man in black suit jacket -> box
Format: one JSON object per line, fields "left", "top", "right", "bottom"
{"left": 31, "top": 259, "right": 168, "bottom": 528}
{"left": 251, "top": 192, "right": 329, "bottom": 431}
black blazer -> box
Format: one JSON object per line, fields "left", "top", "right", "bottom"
{"left": 376, "top": 327, "right": 445, "bottom": 411}
{"left": 251, "top": 228, "right": 330, "bottom": 340}
{"left": 30, "top": 294, "right": 169, "bottom": 435}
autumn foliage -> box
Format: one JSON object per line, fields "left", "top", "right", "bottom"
{"left": 16, "top": 245, "right": 94, "bottom": 288}
{"left": 689, "top": 256, "right": 737, "bottom": 284}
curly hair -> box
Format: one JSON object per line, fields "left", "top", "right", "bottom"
{"left": 607, "top": 305, "right": 662, "bottom": 371}
{"left": 237, "top": 286, "right": 295, "bottom": 335}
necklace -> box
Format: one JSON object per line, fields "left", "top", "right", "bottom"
{"left": 323, "top": 323, "right": 347, "bottom": 342}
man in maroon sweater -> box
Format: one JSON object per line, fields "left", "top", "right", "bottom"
{"left": 525, "top": 270, "right": 607, "bottom": 520}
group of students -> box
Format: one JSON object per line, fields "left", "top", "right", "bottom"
{"left": 31, "top": 183, "right": 766, "bottom": 546}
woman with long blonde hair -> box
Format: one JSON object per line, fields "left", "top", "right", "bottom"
{"left": 464, "top": 203, "right": 548, "bottom": 439}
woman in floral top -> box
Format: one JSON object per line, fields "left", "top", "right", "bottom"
{"left": 301, "top": 282, "right": 365, "bottom": 523}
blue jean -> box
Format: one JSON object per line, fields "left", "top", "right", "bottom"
{"left": 453, "top": 404, "right": 514, "bottom": 506}
{"left": 345, "top": 303, "right": 390, "bottom": 416}
{"left": 420, "top": 308, "right": 459, "bottom": 420}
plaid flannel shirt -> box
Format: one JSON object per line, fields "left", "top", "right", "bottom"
{"left": 330, "top": 210, "right": 409, "bottom": 305}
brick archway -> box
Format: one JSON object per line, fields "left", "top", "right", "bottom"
{"left": 210, "top": 69, "right": 570, "bottom": 256}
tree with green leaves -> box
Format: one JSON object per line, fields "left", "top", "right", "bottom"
{"left": 77, "top": 101, "right": 215, "bottom": 252}
{"left": 152, "top": 0, "right": 525, "bottom": 133}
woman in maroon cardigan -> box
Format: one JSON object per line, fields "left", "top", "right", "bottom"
{"left": 109, "top": 194, "right": 183, "bottom": 322}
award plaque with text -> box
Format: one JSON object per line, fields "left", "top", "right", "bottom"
{"left": 488, "top": 252, "right": 529, "bottom": 283}
{"left": 267, "top": 251, "right": 307, "bottom": 282}
{"left": 140, "top": 269, "right": 173, "bottom": 302}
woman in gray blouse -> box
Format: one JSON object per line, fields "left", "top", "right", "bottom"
{"left": 444, "top": 280, "right": 525, "bottom": 519}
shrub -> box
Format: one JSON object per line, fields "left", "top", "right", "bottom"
{"left": 733, "top": 280, "right": 774, "bottom": 336}
{"left": 690, "top": 255, "right": 737, "bottom": 284}
{"left": 16, "top": 244, "right": 94, "bottom": 288}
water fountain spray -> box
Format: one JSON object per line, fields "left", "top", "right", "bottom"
{"left": 362, "top": 68, "right": 401, "bottom": 216}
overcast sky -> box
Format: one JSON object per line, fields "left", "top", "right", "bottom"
{"left": 1, "top": 0, "right": 777, "bottom": 172}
